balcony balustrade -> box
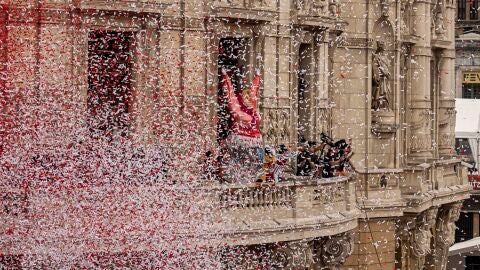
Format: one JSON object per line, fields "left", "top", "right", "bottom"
{"left": 208, "top": 175, "right": 359, "bottom": 245}
{"left": 1, "top": 175, "right": 359, "bottom": 255}
{"left": 402, "top": 159, "right": 471, "bottom": 211}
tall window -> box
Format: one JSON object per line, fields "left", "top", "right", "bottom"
{"left": 459, "top": 0, "right": 467, "bottom": 19}
{"left": 471, "top": 0, "right": 479, "bottom": 20}
{"left": 88, "top": 31, "right": 133, "bottom": 137}
{"left": 217, "top": 37, "right": 249, "bottom": 140}
{"left": 297, "top": 43, "right": 313, "bottom": 143}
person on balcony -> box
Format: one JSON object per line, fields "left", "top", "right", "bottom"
{"left": 220, "top": 69, "right": 264, "bottom": 183}
{"left": 322, "top": 139, "right": 355, "bottom": 178}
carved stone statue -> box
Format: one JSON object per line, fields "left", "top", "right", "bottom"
{"left": 431, "top": 203, "right": 462, "bottom": 270}
{"left": 372, "top": 41, "right": 391, "bottom": 111}
{"left": 380, "top": 0, "right": 390, "bottom": 17}
{"left": 435, "top": 11, "right": 446, "bottom": 37}
{"left": 329, "top": 0, "right": 340, "bottom": 17}
{"left": 400, "top": 0, "right": 413, "bottom": 34}
{"left": 411, "top": 208, "right": 438, "bottom": 269}
{"left": 296, "top": 0, "right": 328, "bottom": 15}
{"left": 271, "top": 241, "right": 312, "bottom": 269}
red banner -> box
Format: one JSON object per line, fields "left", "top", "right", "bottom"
{"left": 468, "top": 175, "right": 480, "bottom": 190}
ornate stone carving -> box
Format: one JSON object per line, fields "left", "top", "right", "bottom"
{"left": 410, "top": 136, "right": 431, "bottom": 152}
{"left": 411, "top": 208, "right": 438, "bottom": 269}
{"left": 296, "top": 0, "right": 329, "bottom": 15}
{"left": 430, "top": 202, "right": 462, "bottom": 270}
{"left": 431, "top": 0, "right": 446, "bottom": 39}
{"left": 341, "top": 37, "right": 374, "bottom": 48}
{"left": 439, "top": 134, "right": 454, "bottom": 149}
{"left": 380, "top": 0, "right": 390, "bottom": 17}
{"left": 372, "top": 41, "right": 391, "bottom": 111}
{"left": 272, "top": 241, "right": 312, "bottom": 270}
{"left": 278, "top": 110, "right": 291, "bottom": 143}
{"left": 328, "top": 0, "right": 340, "bottom": 17}
{"left": 313, "top": 233, "right": 354, "bottom": 269}
{"left": 400, "top": 0, "right": 414, "bottom": 34}
{"left": 263, "top": 108, "right": 277, "bottom": 144}
{"left": 410, "top": 108, "right": 431, "bottom": 130}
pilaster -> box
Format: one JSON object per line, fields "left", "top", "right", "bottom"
{"left": 408, "top": 0, "right": 433, "bottom": 159}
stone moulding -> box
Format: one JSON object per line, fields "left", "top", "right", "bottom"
{"left": 339, "top": 37, "right": 374, "bottom": 49}
{"left": 371, "top": 110, "right": 399, "bottom": 135}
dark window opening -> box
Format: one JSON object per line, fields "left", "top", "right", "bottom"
{"left": 455, "top": 212, "right": 474, "bottom": 243}
{"left": 296, "top": 44, "right": 314, "bottom": 176}
{"left": 297, "top": 44, "right": 313, "bottom": 144}
{"left": 466, "top": 256, "right": 480, "bottom": 270}
{"left": 456, "top": 138, "right": 474, "bottom": 156}
{"left": 217, "top": 37, "right": 249, "bottom": 141}
{"left": 463, "top": 83, "right": 480, "bottom": 98}
{"left": 471, "top": 0, "right": 479, "bottom": 20}
{"left": 459, "top": 0, "right": 467, "bottom": 20}
{"left": 88, "top": 30, "right": 133, "bottom": 138}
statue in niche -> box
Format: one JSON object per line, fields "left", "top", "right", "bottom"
{"left": 296, "top": 0, "right": 327, "bottom": 15}
{"left": 400, "top": 0, "right": 413, "bottom": 34}
{"left": 372, "top": 41, "right": 391, "bottom": 111}
{"left": 380, "top": 0, "right": 390, "bottom": 17}
{"left": 329, "top": 0, "right": 339, "bottom": 17}
{"left": 435, "top": 11, "right": 446, "bottom": 37}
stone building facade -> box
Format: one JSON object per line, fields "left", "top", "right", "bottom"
{"left": 0, "top": 0, "right": 470, "bottom": 269}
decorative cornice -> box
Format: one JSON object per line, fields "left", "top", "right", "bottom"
{"left": 339, "top": 37, "right": 374, "bottom": 48}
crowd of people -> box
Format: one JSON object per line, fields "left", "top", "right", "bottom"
{"left": 202, "top": 132, "right": 356, "bottom": 183}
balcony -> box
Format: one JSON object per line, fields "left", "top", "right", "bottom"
{"left": 402, "top": 159, "right": 471, "bottom": 212}
{"left": 209, "top": 175, "right": 360, "bottom": 245}
{"left": 1, "top": 175, "right": 359, "bottom": 256}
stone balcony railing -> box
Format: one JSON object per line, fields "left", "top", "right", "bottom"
{"left": 1, "top": 175, "right": 359, "bottom": 255}
{"left": 402, "top": 159, "right": 471, "bottom": 212}
{"left": 208, "top": 175, "right": 360, "bottom": 245}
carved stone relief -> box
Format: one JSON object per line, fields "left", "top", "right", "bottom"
{"left": 427, "top": 202, "right": 462, "bottom": 270}
{"left": 410, "top": 208, "right": 438, "bottom": 269}
{"left": 380, "top": 0, "right": 390, "bottom": 17}
{"left": 262, "top": 108, "right": 277, "bottom": 144}
{"left": 278, "top": 109, "right": 291, "bottom": 143}
{"left": 271, "top": 241, "right": 313, "bottom": 270}
{"left": 400, "top": 0, "right": 415, "bottom": 35}
{"left": 431, "top": 0, "right": 446, "bottom": 39}
{"left": 372, "top": 41, "right": 392, "bottom": 111}
{"left": 328, "top": 0, "right": 340, "bottom": 17}
{"left": 296, "top": 0, "right": 340, "bottom": 17}
{"left": 313, "top": 233, "right": 354, "bottom": 270}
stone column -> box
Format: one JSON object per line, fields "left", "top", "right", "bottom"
{"left": 314, "top": 30, "right": 330, "bottom": 139}
{"left": 437, "top": 49, "right": 456, "bottom": 157}
{"left": 408, "top": 0, "right": 433, "bottom": 159}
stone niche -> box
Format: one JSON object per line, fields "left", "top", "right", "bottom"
{"left": 370, "top": 16, "right": 398, "bottom": 136}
